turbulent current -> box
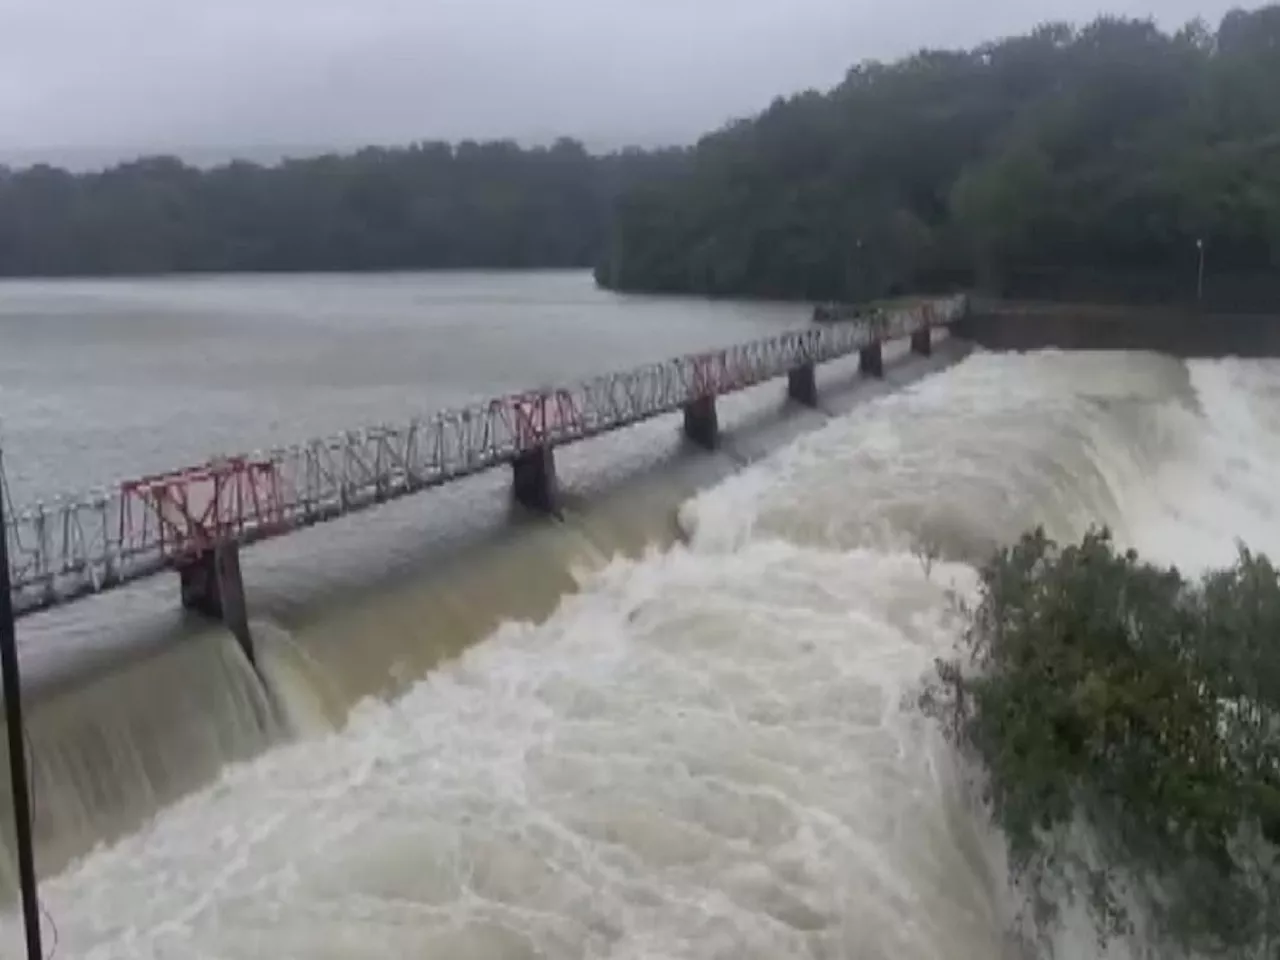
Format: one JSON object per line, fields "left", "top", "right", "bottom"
{"left": 4, "top": 347, "right": 1280, "bottom": 959}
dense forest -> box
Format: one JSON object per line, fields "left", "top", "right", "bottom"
{"left": 0, "top": 140, "right": 684, "bottom": 275}
{"left": 599, "top": 5, "right": 1280, "bottom": 308}
{"left": 2, "top": 6, "right": 1278, "bottom": 306}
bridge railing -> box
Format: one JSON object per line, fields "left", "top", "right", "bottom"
{"left": 3, "top": 295, "right": 965, "bottom": 613}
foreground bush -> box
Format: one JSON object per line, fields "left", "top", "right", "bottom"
{"left": 921, "top": 528, "right": 1280, "bottom": 956}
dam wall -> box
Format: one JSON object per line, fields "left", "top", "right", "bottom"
{"left": 955, "top": 299, "right": 1280, "bottom": 357}
{"left": 0, "top": 336, "right": 969, "bottom": 892}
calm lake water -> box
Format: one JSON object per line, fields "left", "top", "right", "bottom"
{"left": 0, "top": 270, "right": 807, "bottom": 504}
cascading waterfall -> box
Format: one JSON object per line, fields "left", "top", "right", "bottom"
{"left": 0, "top": 344, "right": 931, "bottom": 900}
{"left": 0, "top": 627, "right": 283, "bottom": 892}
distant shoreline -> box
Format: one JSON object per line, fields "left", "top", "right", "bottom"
{"left": 0, "top": 265, "right": 596, "bottom": 284}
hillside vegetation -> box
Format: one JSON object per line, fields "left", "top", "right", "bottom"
{"left": 0, "top": 141, "right": 683, "bottom": 276}
{"left": 597, "top": 6, "right": 1280, "bottom": 308}
{"left": 2, "top": 6, "right": 1278, "bottom": 304}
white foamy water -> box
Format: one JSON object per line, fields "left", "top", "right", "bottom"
{"left": 5, "top": 348, "right": 1280, "bottom": 959}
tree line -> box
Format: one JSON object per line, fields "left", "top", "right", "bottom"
{"left": 2, "top": 6, "right": 1278, "bottom": 309}
{"left": 0, "top": 140, "right": 685, "bottom": 276}
{"left": 598, "top": 5, "right": 1280, "bottom": 309}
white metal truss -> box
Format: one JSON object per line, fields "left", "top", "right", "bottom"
{"left": 3, "top": 295, "right": 966, "bottom": 614}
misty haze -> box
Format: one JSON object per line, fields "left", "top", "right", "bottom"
{"left": 0, "top": 0, "right": 1255, "bottom": 166}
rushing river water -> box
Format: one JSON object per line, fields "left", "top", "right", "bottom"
{"left": 2, "top": 272, "right": 1279, "bottom": 958}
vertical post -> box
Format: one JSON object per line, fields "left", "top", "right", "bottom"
{"left": 0, "top": 486, "right": 44, "bottom": 960}
{"left": 1196, "top": 238, "right": 1205, "bottom": 305}
{"left": 858, "top": 342, "right": 884, "bottom": 378}
{"left": 178, "top": 543, "right": 255, "bottom": 667}
{"left": 910, "top": 327, "right": 932, "bottom": 357}
{"left": 214, "top": 544, "right": 253, "bottom": 669}
{"left": 682, "top": 395, "right": 719, "bottom": 449}
{"left": 787, "top": 364, "right": 818, "bottom": 407}
{"left": 511, "top": 446, "right": 559, "bottom": 515}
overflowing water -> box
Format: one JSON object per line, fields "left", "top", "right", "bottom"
{"left": 0, "top": 342, "right": 937, "bottom": 892}
{"left": 0, "top": 341, "right": 1275, "bottom": 959}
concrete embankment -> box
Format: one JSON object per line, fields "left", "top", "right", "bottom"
{"left": 0, "top": 335, "right": 969, "bottom": 895}
{"left": 956, "top": 298, "right": 1280, "bottom": 357}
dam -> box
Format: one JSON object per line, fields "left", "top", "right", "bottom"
{"left": 1, "top": 294, "right": 959, "bottom": 634}
{"left": 2, "top": 273, "right": 1279, "bottom": 959}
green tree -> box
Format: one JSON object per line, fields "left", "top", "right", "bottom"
{"left": 599, "top": 5, "right": 1280, "bottom": 308}
{"left": 950, "top": 142, "right": 1054, "bottom": 288}
{"left": 0, "top": 140, "right": 686, "bottom": 277}
{"left": 921, "top": 528, "right": 1280, "bottom": 956}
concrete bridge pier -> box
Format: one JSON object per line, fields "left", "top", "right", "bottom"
{"left": 787, "top": 363, "right": 818, "bottom": 407}
{"left": 178, "top": 543, "right": 254, "bottom": 666}
{"left": 859, "top": 342, "right": 884, "bottom": 378}
{"left": 911, "top": 328, "right": 932, "bottom": 356}
{"left": 512, "top": 446, "right": 559, "bottom": 514}
{"left": 683, "top": 395, "right": 719, "bottom": 449}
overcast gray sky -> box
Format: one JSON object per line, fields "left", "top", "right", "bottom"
{"left": 0, "top": 0, "right": 1255, "bottom": 164}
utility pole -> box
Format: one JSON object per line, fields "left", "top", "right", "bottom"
{"left": 1196, "top": 238, "right": 1206, "bottom": 305}
{"left": 0, "top": 461, "right": 43, "bottom": 960}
